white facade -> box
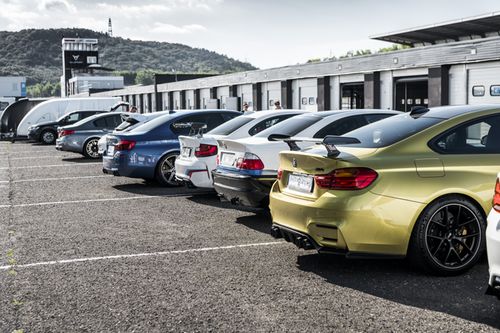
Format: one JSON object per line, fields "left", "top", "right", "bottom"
{"left": 0, "top": 77, "right": 26, "bottom": 97}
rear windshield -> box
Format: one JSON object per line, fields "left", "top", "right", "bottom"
{"left": 208, "top": 116, "right": 253, "bottom": 135}
{"left": 255, "top": 115, "right": 321, "bottom": 138}
{"left": 343, "top": 114, "right": 445, "bottom": 148}
{"left": 130, "top": 114, "right": 173, "bottom": 132}
{"left": 115, "top": 118, "right": 139, "bottom": 131}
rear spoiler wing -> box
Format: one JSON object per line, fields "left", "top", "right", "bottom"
{"left": 268, "top": 134, "right": 360, "bottom": 158}
{"left": 172, "top": 122, "right": 208, "bottom": 137}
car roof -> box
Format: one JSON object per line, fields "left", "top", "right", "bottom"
{"left": 244, "top": 110, "right": 305, "bottom": 118}
{"left": 420, "top": 104, "right": 500, "bottom": 119}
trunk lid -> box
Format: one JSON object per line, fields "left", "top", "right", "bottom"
{"left": 278, "top": 146, "right": 379, "bottom": 200}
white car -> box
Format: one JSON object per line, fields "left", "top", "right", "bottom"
{"left": 97, "top": 112, "right": 168, "bottom": 155}
{"left": 175, "top": 110, "right": 305, "bottom": 188}
{"left": 487, "top": 173, "right": 500, "bottom": 298}
{"left": 213, "top": 109, "right": 400, "bottom": 207}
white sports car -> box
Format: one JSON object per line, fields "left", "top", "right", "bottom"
{"left": 487, "top": 173, "right": 500, "bottom": 298}
{"left": 175, "top": 110, "right": 305, "bottom": 188}
{"left": 213, "top": 109, "right": 400, "bottom": 207}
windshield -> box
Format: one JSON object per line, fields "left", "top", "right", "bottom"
{"left": 343, "top": 114, "right": 445, "bottom": 148}
{"left": 115, "top": 118, "right": 139, "bottom": 131}
{"left": 255, "top": 115, "right": 321, "bottom": 138}
{"left": 130, "top": 113, "right": 173, "bottom": 132}
{"left": 208, "top": 116, "right": 253, "bottom": 135}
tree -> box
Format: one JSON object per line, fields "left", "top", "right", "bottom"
{"left": 135, "top": 69, "right": 156, "bottom": 85}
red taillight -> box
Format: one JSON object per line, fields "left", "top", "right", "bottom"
{"left": 59, "top": 129, "right": 75, "bottom": 137}
{"left": 115, "top": 140, "right": 136, "bottom": 151}
{"left": 277, "top": 168, "right": 283, "bottom": 180}
{"left": 314, "top": 168, "right": 378, "bottom": 190}
{"left": 195, "top": 144, "right": 217, "bottom": 157}
{"left": 235, "top": 153, "right": 264, "bottom": 170}
{"left": 493, "top": 179, "right": 500, "bottom": 212}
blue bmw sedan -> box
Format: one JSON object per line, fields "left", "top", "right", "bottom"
{"left": 102, "top": 109, "right": 241, "bottom": 186}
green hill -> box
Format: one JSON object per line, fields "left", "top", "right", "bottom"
{"left": 0, "top": 28, "right": 256, "bottom": 85}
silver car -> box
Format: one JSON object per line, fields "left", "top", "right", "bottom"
{"left": 56, "top": 112, "right": 128, "bottom": 158}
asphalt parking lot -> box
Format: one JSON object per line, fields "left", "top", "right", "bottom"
{"left": 0, "top": 141, "right": 499, "bottom": 332}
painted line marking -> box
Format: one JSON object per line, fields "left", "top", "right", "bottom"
{"left": 0, "top": 163, "right": 101, "bottom": 170}
{"left": 0, "top": 175, "right": 112, "bottom": 184}
{"left": 0, "top": 242, "right": 285, "bottom": 270}
{"left": 0, "top": 192, "right": 213, "bottom": 208}
{"left": 8, "top": 155, "right": 69, "bottom": 160}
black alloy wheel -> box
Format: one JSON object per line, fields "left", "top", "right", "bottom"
{"left": 409, "top": 196, "right": 485, "bottom": 275}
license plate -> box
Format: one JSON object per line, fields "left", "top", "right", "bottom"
{"left": 287, "top": 173, "right": 314, "bottom": 193}
{"left": 221, "top": 152, "right": 235, "bottom": 166}
{"left": 181, "top": 147, "right": 192, "bottom": 158}
{"left": 107, "top": 145, "right": 115, "bottom": 155}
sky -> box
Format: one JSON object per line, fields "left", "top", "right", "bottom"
{"left": 0, "top": 0, "right": 500, "bottom": 69}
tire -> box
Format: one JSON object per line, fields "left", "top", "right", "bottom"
{"left": 408, "top": 195, "right": 486, "bottom": 276}
{"left": 155, "top": 153, "right": 181, "bottom": 187}
{"left": 83, "top": 138, "right": 101, "bottom": 159}
{"left": 40, "top": 130, "right": 57, "bottom": 145}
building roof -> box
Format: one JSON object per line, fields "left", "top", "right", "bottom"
{"left": 371, "top": 12, "right": 500, "bottom": 46}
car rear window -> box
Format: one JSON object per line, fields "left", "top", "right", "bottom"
{"left": 208, "top": 116, "right": 254, "bottom": 135}
{"left": 116, "top": 118, "right": 139, "bottom": 131}
{"left": 343, "top": 114, "right": 445, "bottom": 148}
{"left": 131, "top": 114, "right": 173, "bottom": 132}
{"left": 255, "top": 115, "right": 322, "bottom": 138}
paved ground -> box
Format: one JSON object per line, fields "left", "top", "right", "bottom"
{"left": 0, "top": 141, "right": 499, "bottom": 332}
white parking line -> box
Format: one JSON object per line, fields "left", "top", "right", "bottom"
{"left": 0, "top": 163, "right": 101, "bottom": 170}
{"left": 0, "top": 175, "right": 112, "bottom": 184}
{"left": 8, "top": 155, "right": 68, "bottom": 160}
{"left": 0, "top": 242, "right": 285, "bottom": 271}
{"left": 0, "top": 192, "right": 212, "bottom": 208}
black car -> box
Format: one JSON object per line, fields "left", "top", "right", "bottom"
{"left": 27, "top": 110, "right": 106, "bottom": 144}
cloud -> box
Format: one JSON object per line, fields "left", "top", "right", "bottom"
{"left": 38, "top": 0, "right": 76, "bottom": 12}
{"left": 150, "top": 23, "right": 207, "bottom": 34}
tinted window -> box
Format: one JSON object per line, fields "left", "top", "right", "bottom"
{"left": 93, "top": 117, "right": 107, "bottom": 128}
{"left": 130, "top": 114, "right": 174, "bottom": 133}
{"left": 255, "top": 115, "right": 321, "bottom": 138}
{"left": 431, "top": 115, "right": 500, "bottom": 154}
{"left": 116, "top": 118, "right": 140, "bottom": 131}
{"left": 364, "top": 114, "right": 393, "bottom": 124}
{"left": 106, "top": 115, "right": 123, "bottom": 128}
{"left": 313, "top": 115, "right": 367, "bottom": 138}
{"left": 208, "top": 116, "right": 254, "bottom": 135}
{"left": 343, "top": 114, "right": 445, "bottom": 148}
{"left": 248, "top": 115, "right": 295, "bottom": 136}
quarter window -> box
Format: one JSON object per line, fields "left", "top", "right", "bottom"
{"left": 431, "top": 115, "right": 500, "bottom": 154}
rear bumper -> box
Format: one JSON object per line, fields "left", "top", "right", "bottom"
{"left": 175, "top": 157, "right": 212, "bottom": 188}
{"left": 269, "top": 181, "right": 422, "bottom": 256}
{"left": 212, "top": 169, "right": 275, "bottom": 208}
{"left": 102, "top": 153, "right": 156, "bottom": 179}
{"left": 55, "top": 137, "right": 81, "bottom": 153}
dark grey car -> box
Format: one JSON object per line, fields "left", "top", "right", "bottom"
{"left": 55, "top": 112, "right": 128, "bottom": 158}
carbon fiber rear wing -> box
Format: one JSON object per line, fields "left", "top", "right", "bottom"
{"left": 268, "top": 134, "right": 360, "bottom": 157}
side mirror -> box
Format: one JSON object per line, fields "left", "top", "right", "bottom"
{"left": 481, "top": 135, "right": 488, "bottom": 146}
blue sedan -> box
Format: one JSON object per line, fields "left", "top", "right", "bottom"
{"left": 102, "top": 109, "right": 241, "bottom": 186}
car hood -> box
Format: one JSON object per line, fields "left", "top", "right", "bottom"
{"left": 30, "top": 120, "right": 59, "bottom": 128}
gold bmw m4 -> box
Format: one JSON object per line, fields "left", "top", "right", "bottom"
{"left": 270, "top": 105, "right": 500, "bottom": 275}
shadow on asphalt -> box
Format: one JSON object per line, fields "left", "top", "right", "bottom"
{"left": 113, "top": 182, "right": 213, "bottom": 197}
{"left": 235, "top": 213, "right": 272, "bottom": 234}
{"left": 296, "top": 253, "right": 500, "bottom": 329}
{"left": 61, "top": 157, "right": 102, "bottom": 163}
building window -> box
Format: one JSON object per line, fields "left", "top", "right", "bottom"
{"left": 301, "top": 97, "right": 307, "bottom": 105}
{"left": 472, "top": 85, "right": 485, "bottom": 97}
{"left": 490, "top": 85, "right": 500, "bottom": 96}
